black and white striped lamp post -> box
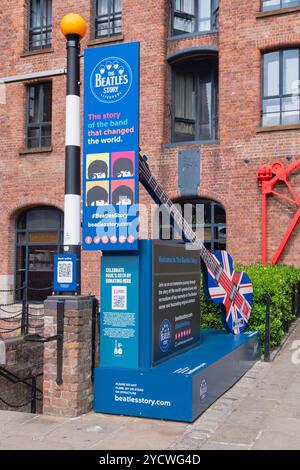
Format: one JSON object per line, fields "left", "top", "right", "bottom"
{"left": 60, "top": 14, "right": 86, "bottom": 295}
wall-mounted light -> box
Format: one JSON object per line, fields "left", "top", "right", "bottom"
{"left": 244, "top": 157, "right": 251, "bottom": 164}
{"left": 286, "top": 154, "right": 293, "bottom": 162}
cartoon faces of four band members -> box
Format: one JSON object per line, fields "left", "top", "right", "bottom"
{"left": 86, "top": 152, "right": 135, "bottom": 207}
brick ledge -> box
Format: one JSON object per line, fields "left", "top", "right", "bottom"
{"left": 20, "top": 48, "right": 54, "bottom": 58}
{"left": 256, "top": 6, "right": 300, "bottom": 18}
{"left": 87, "top": 35, "right": 124, "bottom": 47}
{"left": 257, "top": 124, "right": 300, "bottom": 133}
{"left": 19, "top": 146, "right": 53, "bottom": 155}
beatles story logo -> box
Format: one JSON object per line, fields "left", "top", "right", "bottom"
{"left": 90, "top": 57, "right": 133, "bottom": 104}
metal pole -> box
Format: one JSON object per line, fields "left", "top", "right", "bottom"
{"left": 91, "top": 297, "right": 98, "bottom": 383}
{"left": 292, "top": 285, "right": 296, "bottom": 319}
{"left": 297, "top": 281, "right": 300, "bottom": 318}
{"left": 264, "top": 294, "right": 271, "bottom": 362}
{"left": 56, "top": 299, "right": 65, "bottom": 386}
{"left": 21, "top": 282, "right": 26, "bottom": 336}
{"left": 61, "top": 14, "right": 87, "bottom": 295}
{"left": 262, "top": 192, "right": 267, "bottom": 265}
{"left": 31, "top": 375, "right": 37, "bottom": 414}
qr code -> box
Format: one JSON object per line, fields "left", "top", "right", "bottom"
{"left": 112, "top": 286, "right": 127, "bottom": 310}
{"left": 57, "top": 261, "right": 73, "bottom": 284}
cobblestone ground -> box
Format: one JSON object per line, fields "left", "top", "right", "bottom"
{"left": 0, "top": 323, "right": 300, "bottom": 450}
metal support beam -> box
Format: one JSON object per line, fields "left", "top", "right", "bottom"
{"left": 0, "top": 69, "right": 66, "bottom": 84}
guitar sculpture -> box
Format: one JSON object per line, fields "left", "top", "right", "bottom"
{"left": 139, "top": 154, "right": 253, "bottom": 335}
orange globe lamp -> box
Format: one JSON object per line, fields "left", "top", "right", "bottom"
{"left": 60, "top": 13, "right": 87, "bottom": 38}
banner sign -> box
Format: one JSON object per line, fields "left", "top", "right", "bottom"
{"left": 83, "top": 42, "right": 140, "bottom": 251}
{"left": 100, "top": 255, "right": 139, "bottom": 368}
{"left": 53, "top": 254, "right": 77, "bottom": 292}
{"left": 152, "top": 242, "right": 201, "bottom": 365}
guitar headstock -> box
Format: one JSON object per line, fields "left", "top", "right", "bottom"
{"left": 138, "top": 153, "right": 150, "bottom": 177}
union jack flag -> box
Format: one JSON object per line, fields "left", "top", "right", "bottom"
{"left": 206, "top": 250, "right": 253, "bottom": 334}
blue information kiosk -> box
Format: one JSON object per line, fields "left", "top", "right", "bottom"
{"left": 94, "top": 240, "right": 260, "bottom": 422}
{"left": 82, "top": 40, "right": 260, "bottom": 422}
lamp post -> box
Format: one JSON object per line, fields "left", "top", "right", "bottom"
{"left": 60, "top": 13, "right": 86, "bottom": 295}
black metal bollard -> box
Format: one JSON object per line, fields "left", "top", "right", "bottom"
{"left": 297, "top": 281, "right": 300, "bottom": 318}
{"left": 21, "top": 282, "right": 27, "bottom": 336}
{"left": 31, "top": 375, "right": 37, "bottom": 414}
{"left": 56, "top": 300, "right": 65, "bottom": 386}
{"left": 91, "top": 297, "right": 99, "bottom": 383}
{"left": 264, "top": 294, "right": 271, "bottom": 362}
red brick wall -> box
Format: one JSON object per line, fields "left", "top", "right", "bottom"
{"left": 0, "top": 0, "right": 300, "bottom": 309}
{"left": 160, "top": 0, "right": 300, "bottom": 266}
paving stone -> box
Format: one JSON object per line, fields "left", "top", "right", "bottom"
{"left": 92, "top": 420, "right": 185, "bottom": 450}
{"left": 0, "top": 411, "right": 36, "bottom": 435}
{"left": 272, "top": 401, "right": 300, "bottom": 419}
{"left": 2, "top": 414, "right": 68, "bottom": 439}
{"left": 235, "top": 397, "right": 280, "bottom": 413}
{"left": 168, "top": 436, "right": 207, "bottom": 450}
{"left": 0, "top": 434, "right": 75, "bottom": 450}
{"left": 189, "top": 419, "right": 220, "bottom": 435}
{"left": 209, "top": 424, "right": 261, "bottom": 446}
{"left": 248, "top": 385, "right": 286, "bottom": 401}
{"left": 261, "top": 416, "right": 300, "bottom": 436}
{"left": 286, "top": 382, "right": 300, "bottom": 394}
{"left": 200, "top": 440, "right": 252, "bottom": 450}
{"left": 44, "top": 414, "right": 126, "bottom": 448}
{"left": 253, "top": 431, "right": 300, "bottom": 450}
{"left": 223, "top": 410, "right": 268, "bottom": 430}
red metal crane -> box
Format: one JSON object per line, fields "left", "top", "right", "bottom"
{"left": 257, "top": 160, "right": 300, "bottom": 265}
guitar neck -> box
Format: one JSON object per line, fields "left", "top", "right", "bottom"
{"left": 139, "top": 156, "right": 221, "bottom": 277}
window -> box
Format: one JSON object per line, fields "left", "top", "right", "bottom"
{"left": 15, "top": 207, "right": 63, "bottom": 302}
{"left": 173, "top": 0, "right": 219, "bottom": 36}
{"left": 26, "top": 82, "right": 52, "bottom": 149}
{"left": 262, "top": 0, "right": 300, "bottom": 12}
{"left": 173, "top": 56, "right": 218, "bottom": 142}
{"left": 94, "top": 0, "right": 122, "bottom": 39}
{"left": 28, "top": 0, "right": 52, "bottom": 50}
{"left": 160, "top": 198, "right": 226, "bottom": 252}
{"left": 262, "top": 49, "right": 300, "bottom": 126}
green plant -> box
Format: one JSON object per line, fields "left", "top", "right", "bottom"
{"left": 200, "top": 264, "right": 300, "bottom": 352}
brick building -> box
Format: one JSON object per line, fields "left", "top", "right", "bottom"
{"left": 1, "top": 0, "right": 300, "bottom": 306}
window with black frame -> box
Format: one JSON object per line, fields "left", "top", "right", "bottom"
{"left": 173, "top": 56, "right": 218, "bottom": 142}
{"left": 159, "top": 198, "right": 226, "bottom": 252}
{"left": 262, "top": 49, "right": 300, "bottom": 126}
{"left": 28, "top": 0, "right": 52, "bottom": 50}
{"left": 26, "top": 82, "right": 52, "bottom": 149}
{"left": 94, "top": 0, "right": 122, "bottom": 39}
{"left": 15, "top": 207, "right": 63, "bottom": 302}
{"left": 262, "top": 0, "right": 300, "bottom": 12}
{"left": 173, "top": 0, "right": 219, "bottom": 36}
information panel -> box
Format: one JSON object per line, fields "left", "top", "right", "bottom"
{"left": 53, "top": 254, "right": 76, "bottom": 292}
{"left": 152, "top": 242, "right": 201, "bottom": 365}
{"left": 83, "top": 42, "right": 139, "bottom": 251}
{"left": 100, "top": 255, "right": 139, "bottom": 368}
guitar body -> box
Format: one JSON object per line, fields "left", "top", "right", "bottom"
{"left": 202, "top": 250, "right": 253, "bottom": 334}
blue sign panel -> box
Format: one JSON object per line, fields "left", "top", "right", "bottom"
{"left": 83, "top": 42, "right": 140, "bottom": 251}
{"left": 53, "top": 254, "right": 76, "bottom": 292}
{"left": 100, "top": 254, "right": 139, "bottom": 368}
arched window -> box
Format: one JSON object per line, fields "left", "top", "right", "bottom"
{"left": 15, "top": 206, "right": 63, "bottom": 302}
{"left": 159, "top": 198, "right": 226, "bottom": 252}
